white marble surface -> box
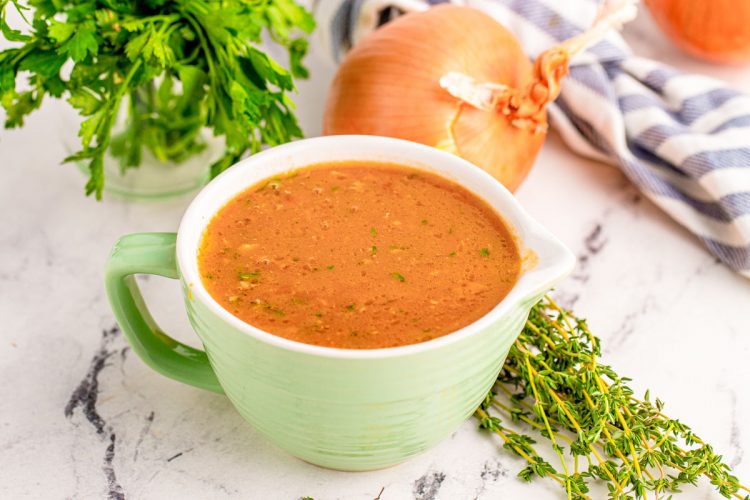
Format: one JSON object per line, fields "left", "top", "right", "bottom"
{"left": 2, "top": 6, "right": 750, "bottom": 500}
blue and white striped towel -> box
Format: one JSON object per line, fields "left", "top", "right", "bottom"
{"left": 316, "top": 0, "right": 750, "bottom": 278}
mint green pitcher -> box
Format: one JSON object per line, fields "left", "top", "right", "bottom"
{"left": 105, "top": 135, "right": 574, "bottom": 471}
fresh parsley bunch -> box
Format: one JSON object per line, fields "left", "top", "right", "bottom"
{"left": 0, "top": 0, "right": 314, "bottom": 199}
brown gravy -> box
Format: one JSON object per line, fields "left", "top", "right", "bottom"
{"left": 198, "top": 162, "right": 521, "bottom": 349}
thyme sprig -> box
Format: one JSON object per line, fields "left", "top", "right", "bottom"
{"left": 478, "top": 296, "right": 749, "bottom": 499}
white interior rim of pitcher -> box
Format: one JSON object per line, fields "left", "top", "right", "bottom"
{"left": 177, "top": 135, "right": 576, "bottom": 359}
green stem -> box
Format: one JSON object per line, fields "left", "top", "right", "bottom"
{"left": 182, "top": 12, "right": 219, "bottom": 109}
{"left": 523, "top": 354, "right": 573, "bottom": 499}
{"left": 104, "top": 60, "right": 142, "bottom": 143}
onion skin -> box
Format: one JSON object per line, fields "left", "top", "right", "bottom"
{"left": 646, "top": 0, "right": 750, "bottom": 63}
{"left": 323, "top": 5, "right": 546, "bottom": 192}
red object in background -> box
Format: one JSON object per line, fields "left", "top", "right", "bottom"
{"left": 646, "top": 0, "right": 750, "bottom": 63}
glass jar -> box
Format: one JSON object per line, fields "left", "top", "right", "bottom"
{"left": 79, "top": 133, "right": 223, "bottom": 201}
{"left": 59, "top": 84, "right": 225, "bottom": 201}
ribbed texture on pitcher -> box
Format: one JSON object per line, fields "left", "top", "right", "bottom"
{"left": 185, "top": 294, "right": 531, "bottom": 471}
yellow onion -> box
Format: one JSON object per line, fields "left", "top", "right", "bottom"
{"left": 324, "top": 3, "right": 635, "bottom": 191}
{"left": 646, "top": 0, "right": 750, "bottom": 64}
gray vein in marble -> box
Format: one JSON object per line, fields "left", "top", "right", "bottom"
{"left": 721, "top": 384, "right": 744, "bottom": 469}
{"left": 64, "top": 327, "right": 120, "bottom": 435}
{"left": 69, "top": 446, "right": 82, "bottom": 499}
{"left": 104, "top": 433, "right": 125, "bottom": 500}
{"left": 604, "top": 295, "right": 657, "bottom": 355}
{"left": 675, "top": 255, "right": 724, "bottom": 301}
{"left": 65, "top": 326, "right": 126, "bottom": 499}
{"left": 574, "top": 223, "right": 609, "bottom": 284}
{"left": 412, "top": 470, "right": 446, "bottom": 500}
{"left": 473, "top": 458, "right": 508, "bottom": 499}
{"left": 555, "top": 185, "right": 644, "bottom": 309}
{"left": 730, "top": 399, "right": 743, "bottom": 468}
{"left": 557, "top": 222, "right": 609, "bottom": 309}
{"left": 133, "top": 411, "right": 154, "bottom": 463}
{"left": 166, "top": 447, "right": 193, "bottom": 463}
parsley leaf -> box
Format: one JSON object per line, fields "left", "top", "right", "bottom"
{"left": 0, "top": 0, "right": 30, "bottom": 42}
{"left": 59, "top": 21, "right": 99, "bottom": 62}
{"left": 47, "top": 20, "right": 75, "bottom": 44}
